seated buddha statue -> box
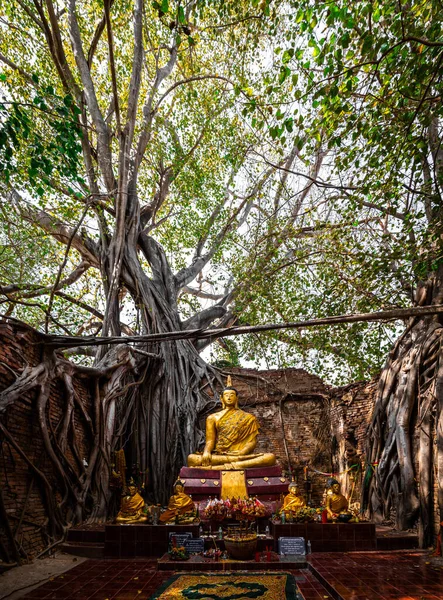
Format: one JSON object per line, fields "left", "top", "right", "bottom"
{"left": 160, "top": 479, "right": 196, "bottom": 524}
{"left": 280, "top": 480, "right": 305, "bottom": 517}
{"left": 325, "top": 478, "right": 350, "bottom": 521}
{"left": 187, "top": 378, "right": 276, "bottom": 470}
{"left": 115, "top": 481, "right": 148, "bottom": 523}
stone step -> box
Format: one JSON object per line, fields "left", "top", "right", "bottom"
{"left": 66, "top": 528, "right": 105, "bottom": 544}
{"left": 60, "top": 541, "right": 104, "bottom": 559}
{"left": 296, "top": 569, "right": 336, "bottom": 600}
{"left": 376, "top": 535, "right": 419, "bottom": 550}
{"left": 0, "top": 561, "right": 18, "bottom": 574}
{"left": 308, "top": 562, "right": 345, "bottom": 599}
{"left": 157, "top": 551, "right": 307, "bottom": 571}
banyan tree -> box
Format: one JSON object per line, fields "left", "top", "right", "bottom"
{"left": 0, "top": 0, "right": 443, "bottom": 548}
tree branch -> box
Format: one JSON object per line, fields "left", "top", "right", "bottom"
{"left": 181, "top": 305, "right": 227, "bottom": 331}
{"left": 0, "top": 261, "right": 90, "bottom": 298}
{"left": 181, "top": 286, "right": 224, "bottom": 301}
{"left": 27, "top": 304, "right": 443, "bottom": 350}
{"left": 3, "top": 186, "right": 99, "bottom": 266}
{"left": 67, "top": 0, "right": 115, "bottom": 191}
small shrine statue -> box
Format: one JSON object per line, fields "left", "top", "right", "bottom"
{"left": 187, "top": 376, "right": 276, "bottom": 470}
{"left": 115, "top": 480, "right": 148, "bottom": 523}
{"left": 280, "top": 480, "right": 305, "bottom": 517}
{"left": 325, "top": 477, "right": 350, "bottom": 521}
{"left": 160, "top": 479, "right": 196, "bottom": 524}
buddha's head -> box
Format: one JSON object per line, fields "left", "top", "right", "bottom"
{"left": 288, "top": 481, "right": 299, "bottom": 496}
{"left": 221, "top": 387, "right": 239, "bottom": 409}
{"left": 174, "top": 479, "right": 185, "bottom": 494}
{"left": 127, "top": 480, "right": 137, "bottom": 496}
{"left": 326, "top": 477, "right": 340, "bottom": 494}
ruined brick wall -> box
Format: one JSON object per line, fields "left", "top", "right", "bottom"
{"left": 225, "top": 369, "right": 378, "bottom": 508}
{"left": 0, "top": 320, "right": 93, "bottom": 560}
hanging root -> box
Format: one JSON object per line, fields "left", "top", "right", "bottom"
{"left": 365, "top": 318, "right": 443, "bottom": 546}
{"left": 0, "top": 343, "right": 135, "bottom": 550}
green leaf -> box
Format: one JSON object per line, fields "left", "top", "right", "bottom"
{"left": 282, "top": 48, "right": 295, "bottom": 64}
{"left": 279, "top": 66, "right": 290, "bottom": 84}
{"left": 362, "top": 34, "right": 374, "bottom": 55}
{"left": 284, "top": 118, "right": 293, "bottom": 132}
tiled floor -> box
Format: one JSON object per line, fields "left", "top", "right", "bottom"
{"left": 21, "top": 559, "right": 170, "bottom": 600}
{"left": 19, "top": 551, "right": 443, "bottom": 600}
{"left": 296, "top": 570, "right": 333, "bottom": 599}
{"left": 308, "top": 551, "right": 443, "bottom": 600}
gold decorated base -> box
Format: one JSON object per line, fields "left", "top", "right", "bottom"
{"left": 220, "top": 470, "right": 248, "bottom": 500}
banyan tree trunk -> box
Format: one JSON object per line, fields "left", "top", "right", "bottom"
{"left": 111, "top": 248, "right": 222, "bottom": 504}
{"left": 365, "top": 266, "right": 443, "bottom": 547}
{"left": 115, "top": 336, "right": 220, "bottom": 504}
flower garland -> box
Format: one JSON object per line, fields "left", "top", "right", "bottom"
{"left": 204, "top": 497, "right": 267, "bottom": 521}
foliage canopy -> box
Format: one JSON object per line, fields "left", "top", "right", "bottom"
{"left": 0, "top": 0, "right": 442, "bottom": 384}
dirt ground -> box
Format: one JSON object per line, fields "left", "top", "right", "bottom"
{"left": 0, "top": 553, "right": 87, "bottom": 600}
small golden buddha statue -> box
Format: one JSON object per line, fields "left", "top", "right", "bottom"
{"left": 325, "top": 478, "right": 350, "bottom": 521}
{"left": 280, "top": 480, "right": 305, "bottom": 516}
{"left": 115, "top": 481, "right": 148, "bottom": 523}
{"left": 160, "top": 479, "right": 196, "bottom": 524}
{"left": 187, "top": 377, "right": 276, "bottom": 470}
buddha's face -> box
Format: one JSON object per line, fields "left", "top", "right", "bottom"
{"left": 289, "top": 485, "right": 298, "bottom": 496}
{"left": 331, "top": 483, "right": 340, "bottom": 494}
{"left": 128, "top": 485, "right": 137, "bottom": 496}
{"left": 175, "top": 484, "right": 184, "bottom": 494}
{"left": 222, "top": 389, "right": 238, "bottom": 408}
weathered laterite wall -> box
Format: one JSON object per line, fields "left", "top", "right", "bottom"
{"left": 0, "top": 320, "right": 94, "bottom": 561}
{"left": 224, "top": 368, "right": 376, "bottom": 507}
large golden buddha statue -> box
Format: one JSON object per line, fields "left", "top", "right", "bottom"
{"left": 187, "top": 379, "right": 276, "bottom": 470}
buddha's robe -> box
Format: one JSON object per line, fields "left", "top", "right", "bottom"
{"left": 214, "top": 409, "right": 259, "bottom": 454}
{"left": 281, "top": 492, "right": 305, "bottom": 515}
{"left": 159, "top": 492, "right": 195, "bottom": 523}
{"left": 116, "top": 491, "right": 147, "bottom": 523}
{"left": 187, "top": 406, "right": 276, "bottom": 469}
{"left": 326, "top": 493, "right": 349, "bottom": 519}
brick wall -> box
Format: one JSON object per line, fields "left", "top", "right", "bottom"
{"left": 224, "top": 370, "right": 378, "bottom": 508}
{"left": 0, "top": 320, "right": 94, "bottom": 560}
{"left": 328, "top": 379, "right": 441, "bottom": 542}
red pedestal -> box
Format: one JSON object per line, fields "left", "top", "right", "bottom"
{"left": 179, "top": 465, "right": 289, "bottom": 501}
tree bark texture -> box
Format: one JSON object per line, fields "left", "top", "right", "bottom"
{"left": 365, "top": 266, "right": 443, "bottom": 546}
{"left": 0, "top": 331, "right": 136, "bottom": 557}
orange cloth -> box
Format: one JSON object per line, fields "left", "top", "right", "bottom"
{"left": 116, "top": 491, "right": 145, "bottom": 522}
{"left": 281, "top": 492, "right": 305, "bottom": 514}
{"left": 214, "top": 409, "right": 259, "bottom": 454}
{"left": 160, "top": 491, "right": 195, "bottom": 523}
{"left": 328, "top": 493, "right": 348, "bottom": 514}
